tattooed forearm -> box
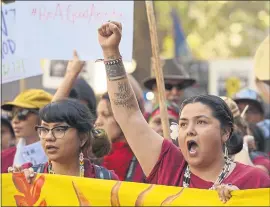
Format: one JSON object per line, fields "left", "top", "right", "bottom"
{"left": 105, "top": 60, "right": 126, "bottom": 81}
{"left": 112, "top": 95, "right": 136, "bottom": 109}
{"left": 112, "top": 82, "right": 137, "bottom": 109}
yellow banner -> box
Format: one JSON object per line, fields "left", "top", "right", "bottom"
{"left": 2, "top": 173, "right": 269, "bottom": 206}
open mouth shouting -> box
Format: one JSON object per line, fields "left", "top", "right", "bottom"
{"left": 187, "top": 140, "right": 199, "bottom": 157}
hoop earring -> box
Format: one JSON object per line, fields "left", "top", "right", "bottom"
{"left": 79, "top": 151, "right": 85, "bottom": 177}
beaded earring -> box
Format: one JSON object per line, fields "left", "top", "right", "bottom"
{"left": 79, "top": 151, "right": 84, "bottom": 177}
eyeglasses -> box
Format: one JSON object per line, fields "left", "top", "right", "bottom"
{"left": 8, "top": 109, "right": 38, "bottom": 121}
{"left": 35, "top": 125, "right": 72, "bottom": 139}
{"left": 164, "top": 83, "right": 182, "bottom": 91}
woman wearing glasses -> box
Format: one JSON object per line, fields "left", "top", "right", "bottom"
{"left": 18, "top": 98, "right": 118, "bottom": 179}
{"left": 1, "top": 89, "right": 52, "bottom": 173}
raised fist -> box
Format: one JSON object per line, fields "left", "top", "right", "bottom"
{"left": 98, "top": 21, "right": 122, "bottom": 53}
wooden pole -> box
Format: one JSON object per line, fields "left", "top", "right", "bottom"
{"left": 145, "top": 1, "right": 170, "bottom": 139}
{"left": 19, "top": 79, "right": 26, "bottom": 93}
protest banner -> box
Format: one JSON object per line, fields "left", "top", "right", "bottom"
{"left": 208, "top": 58, "right": 254, "bottom": 98}
{"left": 1, "top": 3, "right": 42, "bottom": 84}
{"left": 2, "top": 173, "right": 269, "bottom": 206}
{"left": 15, "top": 1, "right": 134, "bottom": 61}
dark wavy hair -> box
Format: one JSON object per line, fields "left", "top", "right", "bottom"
{"left": 39, "top": 98, "right": 111, "bottom": 159}
{"left": 180, "top": 95, "right": 234, "bottom": 139}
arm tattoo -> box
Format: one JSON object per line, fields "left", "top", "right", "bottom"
{"left": 105, "top": 60, "right": 126, "bottom": 81}
{"left": 112, "top": 82, "right": 136, "bottom": 109}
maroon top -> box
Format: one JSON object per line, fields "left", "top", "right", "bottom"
{"left": 1, "top": 146, "right": 16, "bottom": 173}
{"left": 21, "top": 160, "right": 119, "bottom": 180}
{"left": 253, "top": 156, "right": 270, "bottom": 174}
{"left": 102, "top": 141, "right": 145, "bottom": 182}
{"left": 146, "top": 139, "right": 270, "bottom": 189}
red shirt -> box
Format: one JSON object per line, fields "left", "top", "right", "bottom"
{"left": 253, "top": 156, "right": 270, "bottom": 174}
{"left": 21, "top": 160, "right": 119, "bottom": 180}
{"left": 146, "top": 139, "right": 270, "bottom": 189}
{"left": 1, "top": 146, "right": 16, "bottom": 173}
{"left": 102, "top": 141, "right": 145, "bottom": 182}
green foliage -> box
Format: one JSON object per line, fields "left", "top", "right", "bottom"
{"left": 155, "top": 1, "right": 270, "bottom": 59}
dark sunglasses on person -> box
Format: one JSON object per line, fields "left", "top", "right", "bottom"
{"left": 8, "top": 109, "right": 39, "bottom": 121}
{"left": 35, "top": 125, "right": 73, "bottom": 139}
{"left": 164, "top": 83, "right": 183, "bottom": 91}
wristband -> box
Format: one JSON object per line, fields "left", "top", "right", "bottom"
{"left": 104, "top": 56, "right": 123, "bottom": 65}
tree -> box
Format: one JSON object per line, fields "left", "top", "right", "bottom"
{"left": 154, "top": 1, "right": 270, "bottom": 60}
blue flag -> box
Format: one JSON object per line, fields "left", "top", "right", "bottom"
{"left": 171, "top": 8, "right": 192, "bottom": 59}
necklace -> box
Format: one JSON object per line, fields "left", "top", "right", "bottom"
{"left": 183, "top": 157, "right": 232, "bottom": 189}
{"left": 48, "top": 160, "right": 85, "bottom": 177}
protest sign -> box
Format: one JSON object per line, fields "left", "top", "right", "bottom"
{"left": 2, "top": 173, "right": 269, "bottom": 206}
{"left": 208, "top": 58, "right": 254, "bottom": 97}
{"left": 42, "top": 59, "right": 96, "bottom": 89}
{"left": 15, "top": 1, "right": 134, "bottom": 61}
{"left": 1, "top": 3, "right": 42, "bottom": 84}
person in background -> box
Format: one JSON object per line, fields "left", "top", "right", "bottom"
{"left": 95, "top": 74, "right": 145, "bottom": 182}
{"left": 143, "top": 58, "right": 196, "bottom": 106}
{"left": 146, "top": 101, "right": 180, "bottom": 146}
{"left": 221, "top": 96, "right": 269, "bottom": 174}
{"left": 233, "top": 88, "right": 270, "bottom": 152}
{"left": 1, "top": 89, "right": 52, "bottom": 173}
{"left": 95, "top": 92, "right": 145, "bottom": 182}
{"left": 1, "top": 116, "right": 16, "bottom": 150}
{"left": 69, "top": 77, "right": 97, "bottom": 117}
{"left": 97, "top": 21, "right": 269, "bottom": 203}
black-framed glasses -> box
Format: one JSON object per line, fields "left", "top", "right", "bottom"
{"left": 35, "top": 125, "right": 72, "bottom": 139}
{"left": 8, "top": 109, "right": 39, "bottom": 121}
{"left": 164, "top": 83, "right": 182, "bottom": 91}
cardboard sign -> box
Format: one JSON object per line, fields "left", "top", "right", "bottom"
{"left": 1, "top": 3, "right": 42, "bottom": 84}
{"left": 15, "top": 1, "right": 134, "bottom": 61}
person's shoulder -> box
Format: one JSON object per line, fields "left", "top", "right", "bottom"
{"left": 234, "top": 162, "right": 270, "bottom": 188}
{"left": 163, "top": 139, "right": 178, "bottom": 149}
{"left": 162, "top": 139, "right": 182, "bottom": 157}
{"left": 235, "top": 162, "right": 268, "bottom": 177}
{"left": 1, "top": 146, "right": 16, "bottom": 157}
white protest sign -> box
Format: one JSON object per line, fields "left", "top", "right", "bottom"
{"left": 208, "top": 58, "right": 254, "bottom": 97}
{"left": 1, "top": 3, "right": 43, "bottom": 84}
{"left": 15, "top": 1, "right": 134, "bottom": 61}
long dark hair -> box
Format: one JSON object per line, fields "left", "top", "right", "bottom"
{"left": 180, "top": 95, "right": 234, "bottom": 139}
{"left": 39, "top": 98, "right": 111, "bottom": 159}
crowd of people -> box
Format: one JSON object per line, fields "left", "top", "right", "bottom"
{"left": 2, "top": 21, "right": 269, "bottom": 204}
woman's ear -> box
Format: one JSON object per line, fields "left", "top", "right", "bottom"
{"left": 80, "top": 133, "right": 88, "bottom": 148}
{"left": 221, "top": 128, "right": 231, "bottom": 143}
